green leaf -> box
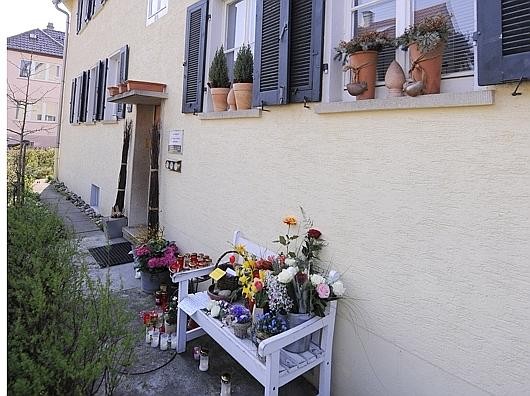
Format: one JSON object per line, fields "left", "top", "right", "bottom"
{"left": 279, "top": 236, "right": 287, "bottom": 245}
{"left": 289, "top": 235, "right": 299, "bottom": 240}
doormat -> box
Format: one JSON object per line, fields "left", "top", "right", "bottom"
{"left": 88, "top": 242, "right": 133, "bottom": 268}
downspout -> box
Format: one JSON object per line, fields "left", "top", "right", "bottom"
{"left": 53, "top": 0, "right": 70, "bottom": 180}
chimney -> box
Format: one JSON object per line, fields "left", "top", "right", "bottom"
{"left": 47, "top": 22, "right": 54, "bottom": 30}
{"left": 362, "top": 11, "right": 374, "bottom": 27}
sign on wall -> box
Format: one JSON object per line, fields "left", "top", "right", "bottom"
{"left": 168, "top": 130, "right": 183, "bottom": 154}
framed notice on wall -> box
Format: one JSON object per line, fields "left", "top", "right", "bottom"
{"left": 168, "top": 130, "right": 183, "bottom": 154}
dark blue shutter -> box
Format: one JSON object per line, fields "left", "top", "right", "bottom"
{"left": 96, "top": 59, "right": 107, "bottom": 121}
{"left": 289, "top": 0, "right": 324, "bottom": 103}
{"left": 253, "top": 0, "right": 290, "bottom": 107}
{"left": 182, "top": 0, "right": 208, "bottom": 113}
{"left": 84, "top": 0, "right": 94, "bottom": 22}
{"left": 69, "top": 78, "right": 77, "bottom": 123}
{"left": 117, "top": 45, "right": 129, "bottom": 119}
{"left": 78, "top": 71, "right": 89, "bottom": 123}
{"left": 76, "top": 0, "right": 84, "bottom": 33}
{"left": 477, "top": 0, "right": 530, "bottom": 85}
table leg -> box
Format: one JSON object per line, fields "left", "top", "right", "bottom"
{"left": 264, "top": 350, "right": 280, "bottom": 396}
{"left": 176, "top": 279, "right": 189, "bottom": 353}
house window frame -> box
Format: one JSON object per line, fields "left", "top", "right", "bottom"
{"left": 104, "top": 50, "right": 120, "bottom": 121}
{"left": 331, "top": 0, "right": 477, "bottom": 103}
{"left": 86, "top": 65, "right": 98, "bottom": 123}
{"left": 146, "top": 0, "right": 168, "bottom": 26}
{"left": 20, "top": 60, "right": 32, "bottom": 77}
{"left": 223, "top": 0, "right": 257, "bottom": 79}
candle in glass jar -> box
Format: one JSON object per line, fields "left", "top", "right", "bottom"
{"left": 145, "top": 328, "right": 152, "bottom": 344}
{"left": 193, "top": 346, "right": 201, "bottom": 360}
{"left": 171, "top": 333, "right": 177, "bottom": 350}
{"left": 220, "top": 373, "right": 231, "bottom": 396}
{"left": 198, "top": 346, "right": 209, "bottom": 371}
{"left": 160, "top": 333, "right": 169, "bottom": 351}
{"left": 151, "top": 330, "right": 160, "bottom": 348}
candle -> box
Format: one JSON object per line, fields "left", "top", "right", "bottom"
{"left": 171, "top": 333, "right": 177, "bottom": 350}
{"left": 220, "top": 373, "right": 231, "bottom": 396}
{"left": 198, "top": 346, "right": 209, "bottom": 371}
{"left": 151, "top": 330, "right": 160, "bottom": 348}
{"left": 193, "top": 346, "right": 201, "bottom": 360}
{"left": 160, "top": 333, "right": 169, "bottom": 351}
{"left": 145, "top": 328, "right": 152, "bottom": 344}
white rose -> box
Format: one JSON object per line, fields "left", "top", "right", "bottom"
{"left": 278, "top": 266, "right": 298, "bottom": 283}
{"left": 210, "top": 304, "right": 221, "bottom": 318}
{"left": 310, "top": 274, "right": 326, "bottom": 286}
{"left": 327, "top": 270, "right": 340, "bottom": 284}
{"left": 285, "top": 258, "right": 297, "bottom": 267}
{"left": 331, "top": 281, "right": 345, "bottom": 297}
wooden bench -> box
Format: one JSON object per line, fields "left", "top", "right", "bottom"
{"left": 171, "top": 231, "right": 337, "bottom": 396}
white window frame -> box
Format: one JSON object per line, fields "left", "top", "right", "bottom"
{"left": 329, "top": 0, "right": 476, "bottom": 102}
{"left": 90, "top": 184, "right": 101, "bottom": 210}
{"left": 86, "top": 65, "right": 98, "bottom": 123}
{"left": 104, "top": 51, "right": 120, "bottom": 121}
{"left": 146, "top": 0, "right": 168, "bottom": 26}
{"left": 19, "top": 60, "right": 32, "bottom": 77}
{"left": 223, "top": 0, "right": 257, "bottom": 72}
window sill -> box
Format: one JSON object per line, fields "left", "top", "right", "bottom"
{"left": 198, "top": 109, "right": 262, "bottom": 120}
{"left": 314, "top": 90, "right": 495, "bottom": 114}
{"left": 102, "top": 119, "right": 118, "bottom": 124}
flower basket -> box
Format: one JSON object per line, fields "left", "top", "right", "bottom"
{"left": 214, "top": 250, "right": 240, "bottom": 291}
{"left": 231, "top": 321, "right": 251, "bottom": 338}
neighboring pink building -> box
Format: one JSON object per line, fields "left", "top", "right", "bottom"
{"left": 7, "top": 24, "right": 64, "bottom": 147}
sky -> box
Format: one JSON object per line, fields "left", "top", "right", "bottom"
{"left": 4, "top": 0, "right": 68, "bottom": 37}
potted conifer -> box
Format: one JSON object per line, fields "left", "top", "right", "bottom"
{"left": 396, "top": 14, "right": 450, "bottom": 95}
{"left": 208, "top": 46, "right": 231, "bottom": 112}
{"left": 232, "top": 45, "right": 253, "bottom": 110}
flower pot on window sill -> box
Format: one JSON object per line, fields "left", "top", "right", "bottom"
{"left": 348, "top": 51, "right": 378, "bottom": 100}
{"left": 125, "top": 80, "right": 166, "bottom": 92}
{"left": 118, "top": 83, "right": 128, "bottom": 94}
{"left": 233, "top": 83, "right": 253, "bottom": 110}
{"left": 409, "top": 42, "right": 445, "bottom": 95}
{"left": 107, "top": 86, "right": 120, "bottom": 96}
{"left": 227, "top": 88, "right": 237, "bottom": 111}
{"left": 210, "top": 87, "right": 230, "bottom": 112}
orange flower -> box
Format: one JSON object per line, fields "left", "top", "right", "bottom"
{"left": 283, "top": 216, "right": 297, "bottom": 226}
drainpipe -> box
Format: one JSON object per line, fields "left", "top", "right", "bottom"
{"left": 52, "top": 0, "right": 69, "bottom": 180}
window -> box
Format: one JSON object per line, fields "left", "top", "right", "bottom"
{"left": 20, "top": 60, "right": 31, "bottom": 77}
{"left": 77, "top": 0, "right": 107, "bottom": 33}
{"left": 90, "top": 184, "right": 100, "bottom": 208}
{"left": 33, "top": 62, "right": 48, "bottom": 80}
{"left": 45, "top": 102, "right": 58, "bottom": 122}
{"left": 339, "top": 0, "right": 475, "bottom": 101}
{"left": 86, "top": 66, "right": 97, "bottom": 122}
{"left": 45, "top": 115, "right": 56, "bottom": 122}
{"left": 146, "top": 0, "right": 168, "bottom": 26}
{"left": 225, "top": 0, "right": 256, "bottom": 78}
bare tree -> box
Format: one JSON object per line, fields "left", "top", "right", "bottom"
{"left": 7, "top": 53, "right": 57, "bottom": 205}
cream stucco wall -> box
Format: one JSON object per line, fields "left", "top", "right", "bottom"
{"left": 59, "top": 1, "right": 530, "bottom": 395}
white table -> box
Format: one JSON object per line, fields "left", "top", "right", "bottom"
{"left": 171, "top": 267, "right": 337, "bottom": 396}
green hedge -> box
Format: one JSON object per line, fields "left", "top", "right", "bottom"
{"left": 8, "top": 198, "right": 135, "bottom": 395}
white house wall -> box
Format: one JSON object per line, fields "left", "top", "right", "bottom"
{"left": 58, "top": 1, "right": 530, "bottom": 395}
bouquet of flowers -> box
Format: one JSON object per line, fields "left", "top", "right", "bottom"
{"left": 134, "top": 235, "right": 178, "bottom": 273}
{"left": 273, "top": 211, "right": 345, "bottom": 317}
{"left": 255, "top": 312, "right": 288, "bottom": 338}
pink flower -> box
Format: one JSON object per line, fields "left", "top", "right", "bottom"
{"left": 135, "top": 245, "right": 151, "bottom": 257}
{"left": 253, "top": 278, "right": 264, "bottom": 292}
{"left": 316, "top": 283, "right": 330, "bottom": 299}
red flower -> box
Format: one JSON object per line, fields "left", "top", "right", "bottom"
{"left": 295, "top": 272, "right": 308, "bottom": 284}
{"left": 307, "top": 229, "right": 322, "bottom": 239}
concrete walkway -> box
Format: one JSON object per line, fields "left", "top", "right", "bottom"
{"left": 36, "top": 181, "right": 317, "bottom": 396}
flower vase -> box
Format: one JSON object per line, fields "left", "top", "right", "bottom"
{"left": 284, "top": 312, "right": 313, "bottom": 353}
{"left": 409, "top": 42, "right": 445, "bottom": 95}
{"left": 141, "top": 270, "right": 171, "bottom": 294}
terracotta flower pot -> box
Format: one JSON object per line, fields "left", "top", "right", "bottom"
{"left": 118, "top": 82, "right": 128, "bottom": 94}
{"left": 409, "top": 42, "right": 445, "bottom": 95}
{"left": 233, "top": 83, "right": 253, "bottom": 110}
{"left": 107, "top": 86, "right": 120, "bottom": 96}
{"left": 227, "top": 88, "right": 237, "bottom": 111}
{"left": 125, "top": 80, "right": 166, "bottom": 92}
{"left": 210, "top": 87, "right": 230, "bottom": 112}
{"left": 348, "top": 51, "right": 378, "bottom": 100}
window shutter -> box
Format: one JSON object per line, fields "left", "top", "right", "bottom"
{"left": 118, "top": 45, "right": 129, "bottom": 119}
{"left": 182, "top": 0, "right": 208, "bottom": 114}
{"left": 96, "top": 59, "right": 107, "bottom": 121}
{"left": 69, "top": 78, "right": 77, "bottom": 123}
{"left": 477, "top": 0, "right": 530, "bottom": 85}
{"left": 84, "top": 0, "right": 94, "bottom": 22}
{"left": 289, "top": 0, "right": 324, "bottom": 103}
{"left": 77, "top": 0, "right": 84, "bottom": 33}
{"left": 253, "top": 0, "right": 290, "bottom": 107}
{"left": 78, "top": 71, "right": 89, "bottom": 123}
